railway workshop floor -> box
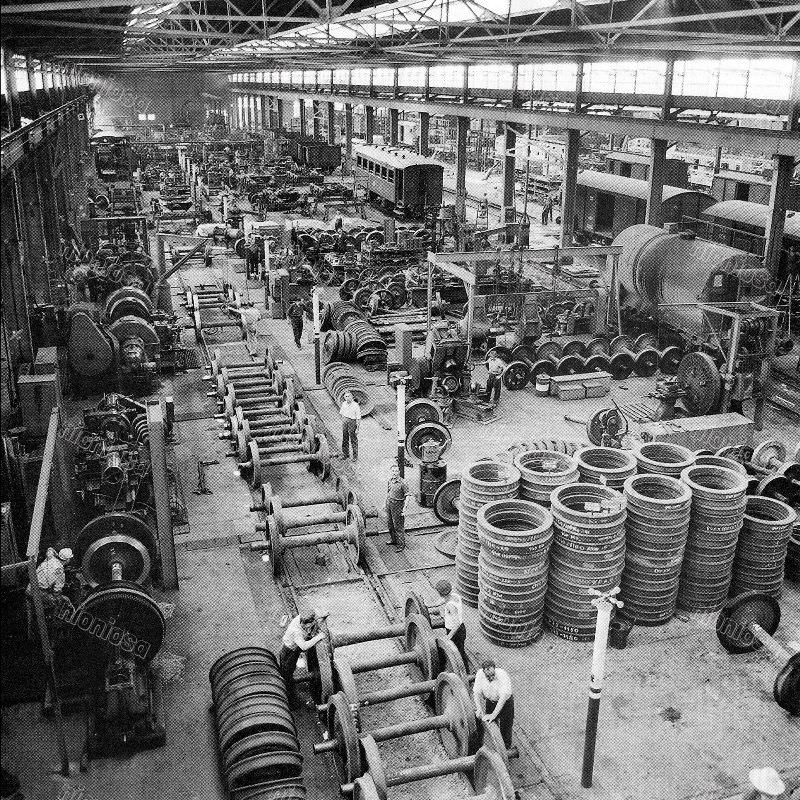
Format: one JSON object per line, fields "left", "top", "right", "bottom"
{"left": 2, "top": 202, "right": 798, "bottom": 800}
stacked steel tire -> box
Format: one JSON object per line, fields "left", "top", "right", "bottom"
{"left": 209, "top": 648, "right": 305, "bottom": 799}
{"left": 634, "top": 443, "right": 695, "bottom": 479}
{"left": 322, "top": 362, "right": 375, "bottom": 416}
{"left": 619, "top": 474, "right": 692, "bottom": 625}
{"left": 322, "top": 330, "right": 359, "bottom": 363}
{"left": 456, "top": 460, "right": 520, "bottom": 608}
{"left": 328, "top": 301, "right": 387, "bottom": 369}
{"left": 545, "top": 483, "right": 627, "bottom": 641}
{"left": 729, "top": 496, "right": 797, "bottom": 598}
{"left": 677, "top": 465, "right": 748, "bottom": 612}
{"left": 513, "top": 450, "right": 580, "bottom": 506}
{"left": 693, "top": 454, "right": 748, "bottom": 475}
{"left": 575, "top": 447, "right": 637, "bottom": 491}
{"left": 477, "top": 499, "right": 553, "bottom": 647}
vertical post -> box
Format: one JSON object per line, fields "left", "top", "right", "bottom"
{"left": 2, "top": 47, "right": 23, "bottom": 130}
{"left": 312, "top": 287, "right": 321, "bottom": 385}
{"left": 327, "top": 101, "right": 336, "bottom": 145}
{"left": 646, "top": 138, "right": 668, "bottom": 227}
{"left": 465, "top": 283, "right": 475, "bottom": 364}
{"left": 418, "top": 112, "right": 430, "bottom": 157}
{"left": 299, "top": 99, "right": 307, "bottom": 136}
{"left": 26, "top": 409, "right": 70, "bottom": 777}
{"left": 26, "top": 57, "right": 40, "bottom": 119}
{"left": 764, "top": 154, "right": 793, "bottom": 276}
{"left": 560, "top": 129, "right": 580, "bottom": 248}
{"left": 389, "top": 108, "right": 399, "bottom": 145}
{"left": 454, "top": 116, "right": 469, "bottom": 222}
{"left": 312, "top": 100, "right": 321, "bottom": 139}
{"left": 502, "top": 122, "right": 517, "bottom": 214}
{"left": 147, "top": 401, "right": 178, "bottom": 591}
{"left": 396, "top": 378, "right": 407, "bottom": 476}
{"left": 344, "top": 103, "right": 353, "bottom": 174}
{"left": 263, "top": 237, "right": 271, "bottom": 276}
{"left": 581, "top": 588, "right": 622, "bottom": 788}
{"left": 365, "top": 105, "right": 375, "bottom": 144}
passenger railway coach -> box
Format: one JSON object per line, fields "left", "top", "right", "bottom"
{"left": 354, "top": 144, "right": 444, "bottom": 219}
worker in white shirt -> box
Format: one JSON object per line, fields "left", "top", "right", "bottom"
{"left": 278, "top": 609, "right": 325, "bottom": 704}
{"left": 473, "top": 659, "right": 514, "bottom": 748}
{"left": 339, "top": 390, "right": 361, "bottom": 462}
{"left": 484, "top": 352, "right": 506, "bottom": 406}
{"left": 433, "top": 579, "right": 468, "bottom": 668}
{"left": 26, "top": 547, "right": 74, "bottom": 639}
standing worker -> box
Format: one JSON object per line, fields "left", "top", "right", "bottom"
{"left": 385, "top": 462, "right": 411, "bottom": 549}
{"left": 26, "top": 547, "right": 74, "bottom": 639}
{"left": 278, "top": 609, "right": 325, "bottom": 705}
{"left": 484, "top": 351, "right": 506, "bottom": 407}
{"left": 473, "top": 659, "right": 514, "bottom": 748}
{"left": 245, "top": 236, "right": 260, "bottom": 280}
{"left": 287, "top": 297, "right": 305, "bottom": 349}
{"left": 339, "top": 390, "right": 361, "bottom": 462}
{"left": 433, "top": 579, "right": 468, "bottom": 668}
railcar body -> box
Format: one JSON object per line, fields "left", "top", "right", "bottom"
{"left": 574, "top": 170, "right": 714, "bottom": 243}
{"left": 354, "top": 144, "right": 444, "bottom": 219}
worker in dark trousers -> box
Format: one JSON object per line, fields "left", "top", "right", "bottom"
{"left": 484, "top": 352, "right": 506, "bottom": 406}
{"left": 245, "top": 237, "right": 260, "bottom": 279}
{"left": 339, "top": 390, "right": 361, "bottom": 461}
{"left": 434, "top": 579, "right": 468, "bottom": 668}
{"left": 473, "top": 659, "right": 514, "bottom": 748}
{"left": 287, "top": 297, "right": 305, "bottom": 348}
{"left": 278, "top": 609, "right": 325, "bottom": 705}
{"left": 385, "top": 462, "right": 411, "bottom": 549}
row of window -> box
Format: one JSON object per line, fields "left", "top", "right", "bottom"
{"left": 228, "top": 58, "right": 795, "bottom": 101}
{"left": 355, "top": 155, "right": 395, "bottom": 182}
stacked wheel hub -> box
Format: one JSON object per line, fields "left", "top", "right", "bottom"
{"left": 677, "top": 465, "right": 748, "bottom": 612}
{"left": 576, "top": 446, "right": 637, "bottom": 491}
{"left": 619, "top": 474, "right": 692, "bottom": 625}
{"left": 730, "top": 496, "right": 797, "bottom": 598}
{"left": 545, "top": 483, "right": 627, "bottom": 641}
{"left": 455, "top": 460, "right": 520, "bottom": 608}
{"left": 478, "top": 500, "right": 553, "bottom": 647}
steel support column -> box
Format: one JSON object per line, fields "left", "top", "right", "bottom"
{"left": 560, "top": 129, "right": 580, "bottom": 248}
{"left": 327, "top": 101, "right": 336, "bottom": 145}
{"left": 276, "top": 98, "right": 285, "bottom": 129}
{"left": 365, "top": 105, "right": 375, "bottom": 144}
{"left": 454, "top": 116, "right": 469, "bottom": 222}
{"left": 764, "top": 154, "right": 794, "bottom": 276}
{"left": 344, "top": 103, "right": 353, "bottom": 175}
{"left": 312, "top": 100, "right": 321, "bottom": 139}
{"left": 147, "top": 401, "right": 178, "bottom": 591}
{"left": 502, "top": 123, "right": 516, "bottom": 212}
{"left": 418, "top": 112, "right": 430, "bottom": 157}
{"left": 389, "top": 108, "right": 399, "bottom": 145}
{"left": 299, "top": 99, "right": 307, "bottom": 137}
{"left": 2, "top": 47, "right": 23, "bottom": 129}
{"left": 646, "top": 138, "right": 668, "bottom": 227}
{"left": 26, "top": 57, "right": 41, "bottom": 119}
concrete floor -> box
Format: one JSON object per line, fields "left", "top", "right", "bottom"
{"left": 3, "top": 187, "right": 799, "bottom": 800}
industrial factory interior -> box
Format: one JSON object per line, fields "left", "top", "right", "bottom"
{"left": 1, "top": 1, "right": 799, "bottom": 799}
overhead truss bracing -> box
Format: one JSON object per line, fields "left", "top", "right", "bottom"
{"left": 1, "top": 0, "right": 799, "bottom": 68}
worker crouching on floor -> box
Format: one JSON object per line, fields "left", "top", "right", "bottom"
{"left": 385, "top": 463, "right": 411, "bottom": 549}
{"left": 278, "top": 609, "right": 325, "bottom": 705}
{"left": 473, "top": 659, "right": 514, "bottom": 749}
{"left": 433, "top": 579, "right": 468, "bottom": 668}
